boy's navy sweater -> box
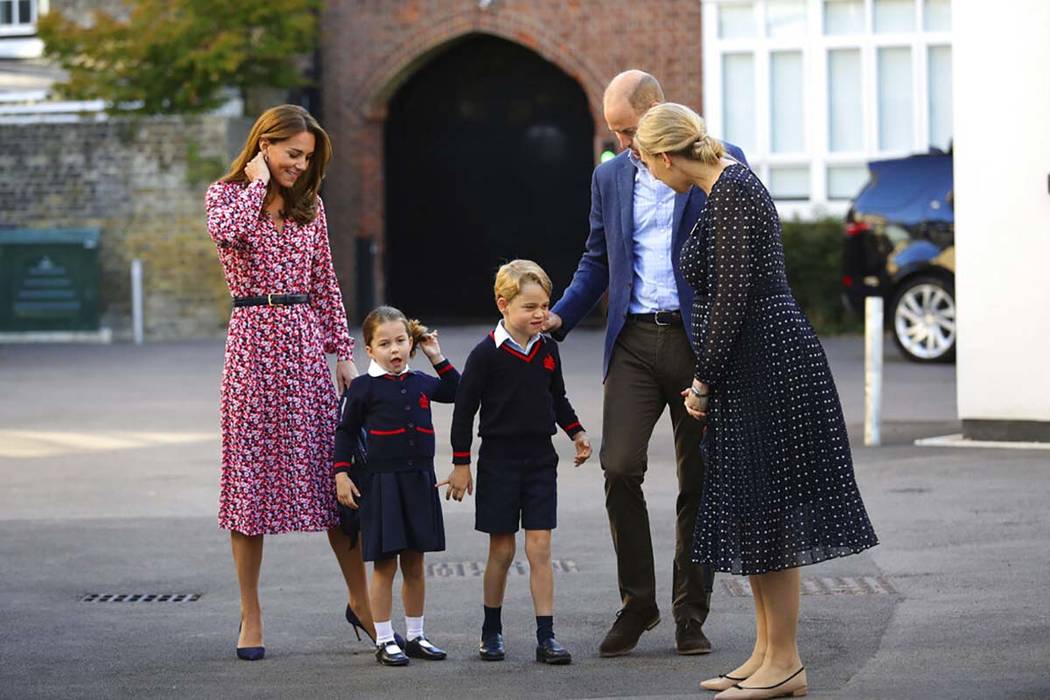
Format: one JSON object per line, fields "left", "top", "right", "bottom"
{"left": 450, "top": 333, "right": 584, "bottom": 465}
{"left": 333, "top": 359, "right": 459, "bottom": 474}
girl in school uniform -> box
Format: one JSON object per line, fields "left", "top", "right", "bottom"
{"left": 333, "top": 306, "right": 460, "bottom": 666}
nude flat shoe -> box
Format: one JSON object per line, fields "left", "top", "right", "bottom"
{"left": 714, "top": 667, "right": 807, "bottom": 699}
{"left": 700, "top": 673, "right": 748, "bottom": 691}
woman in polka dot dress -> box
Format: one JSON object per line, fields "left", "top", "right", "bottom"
{"left": 637, "top": 104, "right": 878, "bottom": 699}
{"left": 206, "top": 105, "right": 374, "bottom": 660}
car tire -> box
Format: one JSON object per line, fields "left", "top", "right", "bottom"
{"left": 890, "top": 275, "right": 956, "bottom": 363}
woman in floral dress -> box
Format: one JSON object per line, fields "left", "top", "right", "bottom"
{"left": 206, "top": 104, "right": 373, "bottom": 659}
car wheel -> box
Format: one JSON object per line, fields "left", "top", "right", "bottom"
{"left": 890, "top": 276, "right": 956, "bottom": 363}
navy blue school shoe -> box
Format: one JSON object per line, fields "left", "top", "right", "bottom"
{"left": 375, "top": 640, "right": 410, "bottom": 666}
{"left": 479, "top": 632, "right": 506, "bottom": 661}
{"left": 535, "top": 637, "right": 571, "bottom": 665}
{"left": 345, "top": 604, "right": 405, "bottom": 648}
{"left": 236, "top": 622, "right": 265, "bottom": 661}
{"left": 405, "top": 636, "right": 447, "bottom": 660}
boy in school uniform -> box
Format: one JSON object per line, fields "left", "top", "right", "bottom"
{"left": 442, "top": 259, "right": 592, "bottom": 665}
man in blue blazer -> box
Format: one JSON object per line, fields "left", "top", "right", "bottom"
{"left": 544, "top": 70, "right": 746, "bottom": 658}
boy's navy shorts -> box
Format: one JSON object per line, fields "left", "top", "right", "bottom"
{"left": 475, "top": 451, "right": 558, "bottom": 534}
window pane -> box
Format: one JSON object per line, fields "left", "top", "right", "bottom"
{"left": 828, "top": 49, "right": 862, "bottom": 152}
{"left": 1, "top": 1, "right": 13, "bottom": 26}
{"left": 924, "top": 0, "right": 951, "bottom": 31}
{"left": 827, "top": 165, "right": 870, "bottom": 199}
{"left": 769, "top": 166, "right": 810, "bottom": 199}
{"left": 17, "top": 0, "right": 30, "bottom": 23}
{"left": 767, "top": 0, "right": 806, "bottom": 38}
{"left": 878, "top": 47, "right": 913, "bottom": 151}
{"left": 719, "top": 2, "right": 756, "bottom": 38}
{"left": 824, "top": 0, "right": 864, "bottom": 34}
{"left": 771, "top": 51, "right": 804, "bottom": 153}
{"left": 928, "top": 46, "right": 953, "bottom": 151}
{"left": 723, "top": 53, "right": 756, "bottom": 153}
{"left": 874, "top": 0, "right": 915, "bottom": 33}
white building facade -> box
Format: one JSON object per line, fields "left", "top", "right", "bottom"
{"left": 953, "top": 0, "right": 1050, "bottom": 442}
{"left": 701, "top": 0, "right": 953, "bottom": 220}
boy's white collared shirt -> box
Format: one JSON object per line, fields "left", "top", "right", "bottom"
{"left": 367, "top": 359, "right": 411, "bottom": 377}
{"left": 493, "top": 319, "right": 540, "bottom": 355}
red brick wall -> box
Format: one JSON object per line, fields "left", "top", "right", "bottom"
{"left": 320, "top": 0, "right": 703, "bottom": 318}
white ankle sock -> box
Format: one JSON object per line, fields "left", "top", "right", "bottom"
{"left": 375, "top": 619, "right": 395, "bottom": 645}
{"left": 406, "top": 615, "right": 424, "bottom": 640}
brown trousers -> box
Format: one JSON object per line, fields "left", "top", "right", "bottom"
{"left": 601, "top": 319, "right": 714, "bottom": 623}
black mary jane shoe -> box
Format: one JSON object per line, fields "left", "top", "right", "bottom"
{"left": 405, "top": 636, "right": 447, "bottom": 660}
{"left": 479, "top": 632, "right": 506, "bottom": 661}
{"left": 345, "top": 605, "right": 405, "bottom": 648}
{"left": 375, "top": 641, "right": 410, "bottom": 666}
{"left": 535, "top": 637, "right": 572, "bottom": 665}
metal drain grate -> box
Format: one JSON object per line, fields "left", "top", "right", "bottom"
{"left": 81, "top": 593, "right": 202, "bottom": 603}
{"left": 427, "top": 560, "right": 578, "bottom": 578}
{"left": 721, "top": 576, "right": 897, "bottom": 597}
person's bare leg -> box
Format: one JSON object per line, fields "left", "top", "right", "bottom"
{"left": 483, "top": 534, "right": 516, "bottom": 607}
{"left": 327, "top": 527, "right": 375, "bottom": 638}
{"left": 740, "top": 567, "right": 805, "bottom": 689}
{"left": 231, "top": 531, "right": 264, "bottom": 647}
{"left": 524, "top": 530, "right": 553, "bottom": 616}
{"left": 370, "top": 557, "right": 398, "bottom": 625}
{"left": 701, "top": 576, "right": 767, "bottom": 689}
{"left": 400, "top": 550, "right": 425, "bottom": 618}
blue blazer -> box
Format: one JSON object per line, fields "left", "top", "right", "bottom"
{"left": 551, "top": 144, "right": 747, "bottom": 380}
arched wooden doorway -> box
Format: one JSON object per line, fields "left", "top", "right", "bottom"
{"left": 384, "top": 34, "right": 595, "bottom": 320}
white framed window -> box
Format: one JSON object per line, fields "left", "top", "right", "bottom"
{"left": 722, "top": 52, "right": 757, "bottom": 153}
{"left": 703, "top": 0, "right": 953, "bottom": 217}
{"left": 0, "top": 0, "right": 39, "bottom": 35}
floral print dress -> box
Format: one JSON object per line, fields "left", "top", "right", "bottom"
{"left": 206, "top": 178, "right": 354, "bottom": 535}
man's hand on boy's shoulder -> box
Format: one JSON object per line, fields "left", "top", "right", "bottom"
{"left": 541, "top": 312, "right": 562, "bottom": 333}
{"left": 572, "top": 431, "right": 592, "bottom": 466}
{"left": 437, "top": 464, "right": 474, "bottom": 502}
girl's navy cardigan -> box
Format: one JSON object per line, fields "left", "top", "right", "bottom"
{"left": 334, "top": 359, "right": 459, "bottom": 474}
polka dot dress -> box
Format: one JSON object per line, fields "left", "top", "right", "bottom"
{"left": 681, "top": 163, "right": 878, "bottom": 576}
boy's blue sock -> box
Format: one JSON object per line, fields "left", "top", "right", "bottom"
{"left": 536, "top": 615, "right": 554, "bottom": 643}
{"left": 482, "top": 605, "right": 502, "bottom": 636}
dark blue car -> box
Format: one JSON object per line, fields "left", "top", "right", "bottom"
{"left": 842, "top": 152, "right": 956, "bottom": 363}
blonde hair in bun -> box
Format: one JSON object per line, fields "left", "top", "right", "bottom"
{"left": 635, "top": 102, "right": 725, "bottom": 165}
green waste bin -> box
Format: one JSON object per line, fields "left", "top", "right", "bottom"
{"left": 0, "top": 228, "right": 101, "bottom": 332}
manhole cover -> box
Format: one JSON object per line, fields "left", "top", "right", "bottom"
{"left": 426, "top": 560, "right": 578, "bottom": 578}
{"left": 81, "top": 593, "right": 202, "bottom": 603}
{"left": 721, "top": 576, "right": 896, "bottom": 597}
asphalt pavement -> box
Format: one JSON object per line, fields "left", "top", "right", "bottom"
{"left": 1, "top": 327, "right": 1047, "bottom": 699}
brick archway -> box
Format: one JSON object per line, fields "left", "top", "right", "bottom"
{"left": 354, "top": 10, "right": 607, "bottom": 128}
{"left": 348, "top": 18, "right": 606, "bottom": 315}
{"left": 319, "top": 1, "right": 703, "bottom": 318}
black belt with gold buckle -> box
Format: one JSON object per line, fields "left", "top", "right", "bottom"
{"left": 233, "top": 294, "right": 310, "bottom": 308}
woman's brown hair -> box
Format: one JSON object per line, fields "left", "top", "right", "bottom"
{"left": 361, "top": 306, "right": 429, "bottom": 357}
{"left": 221, "top": 104, "right": 332, "bottom": 225}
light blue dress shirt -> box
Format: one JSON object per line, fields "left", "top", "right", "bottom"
{"left": 494, "top": 319, "right": 540, "bottom": 354}
{"left": 627, "top": 150, "right": 680, "bottom": 314}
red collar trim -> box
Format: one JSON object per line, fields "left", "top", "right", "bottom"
{"left": 496, "top": 336, "right": 544, "bottom": 362}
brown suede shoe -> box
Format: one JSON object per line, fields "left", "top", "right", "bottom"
{"left": 675, "top": 618, "right": 712, "bottom": 655}
{"left": 598, "top": 608, "right": 660, "bottom": 657}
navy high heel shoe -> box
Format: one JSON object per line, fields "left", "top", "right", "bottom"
{"left": 345, "top": 605, "right": 405, "bottom": 647}
{"left": 345, "top": 604, "right": 373, "bottom": 643}
{"left": 236, "top": 622, "right": 265, "bottom": 661}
